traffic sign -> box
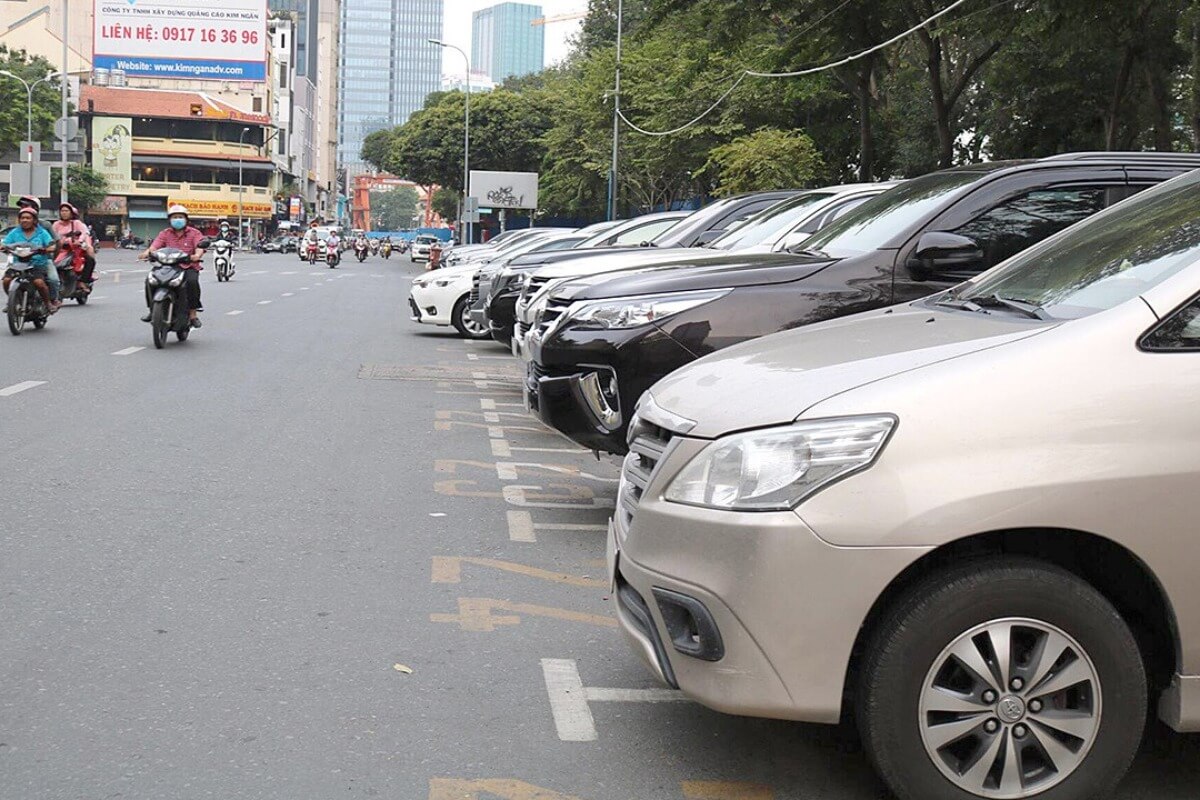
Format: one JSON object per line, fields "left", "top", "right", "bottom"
{"left": 54, "top": 116, "right": 79, "bottom": 141}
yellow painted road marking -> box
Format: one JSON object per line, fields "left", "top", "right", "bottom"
{"left": 428, "top": 779, "right": 584, "bottom": 800}
{"left": 431, "top": 598, "right": 616, "bottom": 632}
{"left": 682, "top": 782, "right": 774, "bottom": 800}
{"left": 431, "top": 556, "right": 605, "bottom": 588}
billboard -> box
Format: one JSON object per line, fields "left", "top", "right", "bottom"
{"left": 167, "top": 198, "right": 274, "bottom": 219}
{"left": 469, "top": 171, "right": 539, "bottom": 210}
{"left": 93, "top": 0, "right": 268, "bottom": 82}
{"left": 91, "top": 116, "right": 133, "bottom": 194}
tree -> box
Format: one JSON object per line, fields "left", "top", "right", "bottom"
{"left": 431, "top": 187, "right": 459, "bottom": 224}
{"left": 360, "top": 129, "right": 397, "bottom": 174}
{"left": 0, "top": 46, "right": 64, "bottom": 157}
{"left": 52, "top": 164, "right": 110, "bottom": 212}
{"left": 369, "top": 186, "right": 419, "bottom": 230}
{"left": 704, "top": 129, "right": 824, "bottom": 196}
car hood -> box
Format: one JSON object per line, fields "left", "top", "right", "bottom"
{"left": 553, "top": 253, "right": 837, "bottom": 300}
{"left": 649, "top": 304, "right": 1057, "bottom": 438}
{"left": 411, "top": 264, "right": 477, "bottom": 285}
{"left": 508, "top": 245, "right": 670, "bottom": 271}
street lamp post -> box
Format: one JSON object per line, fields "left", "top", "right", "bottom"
{"left": 428, "top": 39, "right": 471, "bottom": 245}
{"left": 0, "top": 70, "right": 61, "bottom": 160}
{"left": 237, "top": 126, "right": 250, "bottom": 249}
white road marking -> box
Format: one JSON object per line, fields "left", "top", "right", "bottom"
{"left": 257, "top": 300, "right": 272, "bottom": 305}
{"left": 250, "top": 270, "right": 268, "bottom": 274}
{"left": 0, "top": 380, "right": 47, "bottom": 397}
{"left": 467, "top": 353, "right": 479, "bottom": 361}
{"left": 299, "top": 287, "right": 310, "bottom": 291}
{"left": 542, "top": 658, "right": 688, "bottom": 742}
{"left": 226, "top": 310, "right": 245, "bottom": 316}
{"left": 111, "top": 346, "right": 144, "bottom": 356}
{"left": 506, "top": 511, "right": 609, "bottom": 543}
{"left": 282, "top": 292, "right": 294, "bottom": 297}
{"left": 280, "top": 271, "right": 297, "bottom": 275}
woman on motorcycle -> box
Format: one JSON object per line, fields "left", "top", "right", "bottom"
{"left": 52, "top": 203, "right": 96, "bottom": 286}
{"left": 139, "top": 204, "right": 207, "bottom": 328}
{"left": 2, "top": 206, "right": 58, "bottom": 311}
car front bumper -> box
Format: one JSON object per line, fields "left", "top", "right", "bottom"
{"left": 609, "top": 433, "right": 929, "bottom": 722}
{"left": 408, "top": 283, "right": 451, "bottom": 326}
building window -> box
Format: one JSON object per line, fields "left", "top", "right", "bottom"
{"left": 253, "top": 97, "right": 264, "bottom": 113}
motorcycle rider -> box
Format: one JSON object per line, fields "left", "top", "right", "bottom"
{"left": 302, "top": 220, "right": 322, "bottom": 261}
{"left": 325, "top": 229, "right": 342, "bottom": 265}
{"left": 139, "top": 204, "right": 207, "bottom": 328}
{"left": 353, "top": 231, "right": 369, "bottom": 258}
{"left": 215, "top": 220, "right": 236, "bottom": 273}
{"left": 52, "top": 202, "right": 96, "bottom": 286}
{"left": 2, "top": 206, "right": 58, "bottom": 310}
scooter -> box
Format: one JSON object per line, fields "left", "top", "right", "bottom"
{"left": 3, "top": 244, "right": 51, "bottom": 335}
{"left": 369, "top": 239, "right": 380, "bottom": 256}
{"left": 213, "top": 239, "right": 235, "bottom": 282}
{"left": 381, "top": 240, "right": 393, "bottom": 259}
{"left": 54, "top": 231, "right": 95, "bottom": 305}
{"left": 146, "top": 240, "right": 209, "bottom": 349}
{"left": 326, "top": 240, "right": 340, "bottom": 268}
{"left": 307, "top": 239, "right": 321, "bottom": 265}
{"left": 354, "top": 240, "right": 369, "bottom": 262}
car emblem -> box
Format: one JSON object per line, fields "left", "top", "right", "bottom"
{"left": 997, "top": 695, "right": 1026, "bottom": 723}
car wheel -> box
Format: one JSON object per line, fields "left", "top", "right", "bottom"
{"left": 858, "top": 557, "right": 1146, "bottom": 800}
{"left": 452, "top": 295, "right": 490, "bottom": 339}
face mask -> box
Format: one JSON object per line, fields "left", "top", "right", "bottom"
{"left": 170, "top": 218, "right": 186, "bottom": 231}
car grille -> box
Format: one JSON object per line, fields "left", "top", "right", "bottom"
{"left": 535, "top": 296, "right": 572, "bottom": 335}
{"left": 618, "top": 415, "right": 673, "bottom": 532}
{"left": 469, "top": 271, "right": 483, "bottom": 305}
{"left": 519, "top": 274, "right": 553, "bottom": 306}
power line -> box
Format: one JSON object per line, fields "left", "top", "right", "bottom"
{"left": 618, "top": 0, "right": 978, "bottom": 137}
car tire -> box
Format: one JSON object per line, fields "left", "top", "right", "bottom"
{"left": 857, "top": 557, "right": 1146, "bottom": 800}
{"left": 452, "top": 295, "right": 490, "bottom": 339}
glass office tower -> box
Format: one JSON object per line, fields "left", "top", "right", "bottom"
{"left": 471, "top": 2, "right": 544, "bottom": 84}
{"left": 339, "top": 0, "right": 443, "bottom": 174}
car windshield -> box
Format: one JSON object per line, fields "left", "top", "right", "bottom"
{"left": 802, "top": 170, "right": 986, "bottom": 256}
{"left": 709, "top": 192, "right": 835, "bottom": 250}
{"left": 958, "top": 170, "right": 1200, "bottom": 319}
{"left": 578, "top": 216, "right": 682, "bottom": 248}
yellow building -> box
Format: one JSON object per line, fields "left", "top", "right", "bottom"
{"left": 82, "top": 85, "right": 274, "bottom": 242}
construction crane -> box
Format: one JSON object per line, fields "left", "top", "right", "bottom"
{"left": 531, "top": 10, "right": 588, "bottom": 26}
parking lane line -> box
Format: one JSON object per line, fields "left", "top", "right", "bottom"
{"left": 282, "top": 292, "right": 294, "bottom": 297}
{"left": 257, "top": 300, "right": 272, "bottom": 305}
{"left": 541, "top": 659, "right": 598, "bottom": 742}
{"left": 111, "top": 346, "right": 144, "bottom": 356}
{"left": 0, "top": 380, "right": 47, "bottom": 397}
{"left": 226, "top": 310, "right": 244, "bottom": 316}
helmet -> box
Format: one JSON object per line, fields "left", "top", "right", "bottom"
{"left": 219, "top": 220, "right": 230, "bottom": 228}
{"left": 17, "top": 207, "right": 37, "bottom": 221}
{"left": 167, "top": 204, "right": 189, "bottom": 217}
{"left": 59, "top": 202, "right": 79, "bottom": 219}
{"left": 16, "top": 196, "right": 40, "bottom": 212}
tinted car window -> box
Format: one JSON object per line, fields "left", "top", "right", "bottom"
{"left": 613, "top": 218, "right": 679, "bottom": 245}
{"left": 1142, "top": 295, "right": 1200, "bottom": 350}
{"left": 803, "top": 171, "right": 985, "bottom": 256}
{"left": 961, "top": 170, "right": 1200, "bottom": 318}
{"left": 709, "top": 193, "right": 833, "bottom": 250}
{"left": 950, "top": 186, "right": 1113, "bottom": 274}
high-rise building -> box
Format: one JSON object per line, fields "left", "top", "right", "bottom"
{"left": 471, "top": 2, "right": 544, "bottom": 84}
{"left": 338, "top": 0, "right": 443, "bottom": 175}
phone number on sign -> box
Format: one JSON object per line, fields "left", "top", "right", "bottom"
{"left": 158, "top": 27, "right": 260, "bottom": 44}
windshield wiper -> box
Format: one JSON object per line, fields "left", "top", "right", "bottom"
{"left": 789, "top": 246, "right": 828, "bottom": 257}
{"left": 932, "top": 295, "right": 984, "bottom": 313}
{"left": 965, "top": 293, "right": 1053, "bottom": 321}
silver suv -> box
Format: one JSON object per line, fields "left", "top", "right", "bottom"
{"left": 609, "top": 168, "right": 1200, "bottom": 799}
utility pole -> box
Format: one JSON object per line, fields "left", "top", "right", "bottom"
{"left": 238, "top": 127, "right": 250, "bottom": 249}
{"left": 606, "top": 0, "right": 623, "bottom": 221}
{"left": 60, "top": 0, "right": 68, "bottom": 203}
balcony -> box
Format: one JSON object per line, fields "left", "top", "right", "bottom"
{"left": 132, "top": 137, "right": 263, "bottom": 160}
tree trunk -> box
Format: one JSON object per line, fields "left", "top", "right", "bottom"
{"left": 857, "top": 64, "right": 875, "bottom": 182}
{"left": 1145, "top": 65, "right": 1173, "bottom": 151}
{"left": 1192, "top": 10, "right": 1200, "bottom": 149}
{"left": 1105, "top": 47, "right": 1136, "bottom": 150}
{"left": 920, "top": 32, "right": 955, "bottom": 168}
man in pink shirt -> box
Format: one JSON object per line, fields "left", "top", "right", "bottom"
{"left": 51, "top": 203, "right": 96, "bottom": 285}
{"left": 139, "top": 204, "right": 208, "bottom": 327}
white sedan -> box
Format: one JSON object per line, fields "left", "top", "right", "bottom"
{"left": 408, "top": 264, "right": 490, "bottom": 339}
{"left": 410, "top": 234, "right": 442, "bottom": 263}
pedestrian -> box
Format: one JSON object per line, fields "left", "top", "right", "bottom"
{"left": 428, "top": 239, "right": 443, "bottom": 270}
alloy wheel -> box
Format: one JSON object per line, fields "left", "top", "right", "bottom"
{"left": 918, "top": 617, "right": 1102, "bottom": 798}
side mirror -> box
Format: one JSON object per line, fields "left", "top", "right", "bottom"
{"left": 197, "top": 238, "right": 212, "bottom": 249}
{"left": 692, "top": 229, "right": 724, "bottom": 247}
{"left": 909, "top": 232, "right": 982, "bottom": 280}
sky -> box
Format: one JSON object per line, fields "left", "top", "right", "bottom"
{"left": 441, "top": 0, "right": 585, "bottom": 77}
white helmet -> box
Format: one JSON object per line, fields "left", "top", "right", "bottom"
{"left": 167, "top": 204, "right": 189, "bottom": 217}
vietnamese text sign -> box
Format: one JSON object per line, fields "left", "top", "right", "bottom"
{"left": 93, "top": 0, "right": 268, "bottom": 82}
{"left": 469, "top": 171, "right": 539, "bottom": 210}
{"left": 91, "top": 117, "right": 133, "bottom": 194}
{"left": 168, "top": 198, "right": 273, "bottom": 219}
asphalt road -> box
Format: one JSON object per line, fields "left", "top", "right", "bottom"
{"left": 1, "top": 249, "right": 1197, "bottom": 800}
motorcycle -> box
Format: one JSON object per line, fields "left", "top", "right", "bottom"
{"left": 325, "top": 240, "right": 340, "bottom": 268}
{"left": 354, "top": 240, "right": 369, "bottom": 262}
{"left": 54, "top": 231, "right": 95, "bottom": 305}
{"left": 396, "top": 239, "right": 409, "bottom": 255}
{"left": 4, "top": 244, "right": 51, "bottom": 335}
{"left": 306, "top": 239, "right": 321, "bottom": 265}
{"left": 213, "top": 239, "right": 236, "bottom": 282}
{"left": 381, "top": 241, "right": 393, "bottom": 259}
{"left": 369, "top": 239, "right": 380, "bottom": 255}
{"left": 146, "top": 240, "right": 209, "bottom": 349}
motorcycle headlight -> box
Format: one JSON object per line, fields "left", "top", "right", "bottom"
{"left": 147, "top": 272, "right": 161, "bottom": 287}
{"left": 664, "top": 415, "right": 897, "bottom": 511}
{"left": 562, "top": 289, "right": 731, "bottom": 331}
{"left": 168, "top": 272, "right": 186, "bottom": 287}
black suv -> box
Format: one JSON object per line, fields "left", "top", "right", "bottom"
{"left": 525, "top": 153, "right": 1200, "bottom": 453}
{"left": 486, "top": 191, "right": 800, "bottom": 347}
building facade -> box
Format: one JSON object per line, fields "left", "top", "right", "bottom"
{"left": 471, "top": 2, "right": 544, "bottom": 84}
{"left": 338, "top": 0, "right": 442, "bottom": 176}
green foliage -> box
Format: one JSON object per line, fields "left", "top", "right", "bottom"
{"left": 360, "top": 129, "right": 396, "bottom": 174}
{"left": 431, "top": 187, "right": 459, "bottom": 223}
{"left": 368, "top": 186, "right": 419, "bottom": 230}
{"left": 705, "top": 129, "right": 824, "bottom": 196}
{"left": 0, "top": 46, "right": 63, "bottom": 157}
{"left": 52, "top": 164, "right": 109, "bottom": 212}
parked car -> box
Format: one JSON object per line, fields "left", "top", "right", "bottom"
{"left": 410, "top": 234, "right": 443, "bottom": 264}
{"left": 525, "top": 152, "right": 1200, "bottom": 453}
{"left": 443, "top": 228, "right": 577, "bottom": 267}
{"left": 488, "top": 192, "right": 801, "bottom": 348}
{"left": 609, "top": 166, "right": 1200, "bottom": 800}
{"left": 408, "top": 231, "right": 582, "bottom": 338}
{"left": 263, "top": 235, "right": 297, "bottom": 253}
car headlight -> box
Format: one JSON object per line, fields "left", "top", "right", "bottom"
{"left": 664, "top": 415, "right": 896, "bottom": 511}
{"left": 563, "top": 289, "right": 731, "bottom": 331}
{"left": 433, "top": 278, "right": 453, "bottom": 287}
